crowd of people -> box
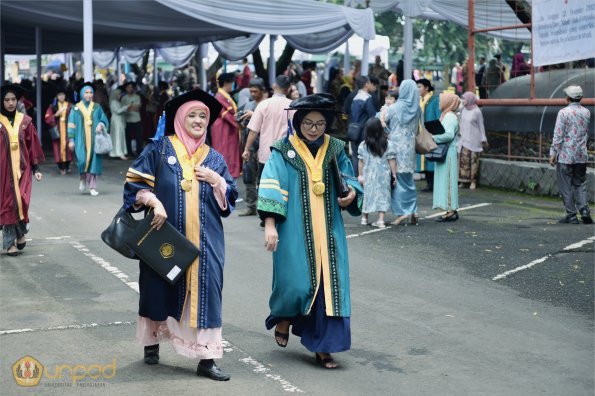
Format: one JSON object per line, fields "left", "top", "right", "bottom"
{"left": 1, "top": 51, "right": 591, "bottom": 381}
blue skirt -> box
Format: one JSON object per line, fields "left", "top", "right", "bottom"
{"left": 391, "top": 173, "right": 418, "bottom": 215}
{"left": 265, "top": 275, "right": 351, "bottom": 353}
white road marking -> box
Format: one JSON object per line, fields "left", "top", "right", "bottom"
{"left": 346, "top": 203, "right": 492, "bottom": 238}
{"left": 66, "top": 240, "right": 302, "bottom": 393}
{"left": 493, "top": 236, "right": 595, "bottom": 281}
{"left": 45, "top": 236, "right": 71, "bottom": 240}
{"left": 0, "top": 321, "right": 135, "bottom": 336}
{"left": 236, "top": 198, "right": 244, "bottom": 203}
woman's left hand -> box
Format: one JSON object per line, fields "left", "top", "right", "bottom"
{"left": 95, "top": 124, "right": 103, "bottom": 134}
{"left": 338, "top": 186, "right": 356, "bottom": 208}
{"left": 34, "top": 172, "right": 43, "bottom": 181}
{"left": 195, "top": 166, "right": 220, "bottom": 185}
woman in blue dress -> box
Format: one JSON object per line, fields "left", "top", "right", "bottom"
{"left": 385, "top": 80, "right": 420, "bottom": 225}
{"left": 433, "top": 93, "right": 460, "bottom": 221}
{"left": 258, "top": 94, "right": 363, "bottom": 369}
{"left": 123, "top": 90, "right": 237, "bottom": 381}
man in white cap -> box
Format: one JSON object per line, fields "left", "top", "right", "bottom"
{"left": 549, "top": 85, "right": 592, "bottom": 224}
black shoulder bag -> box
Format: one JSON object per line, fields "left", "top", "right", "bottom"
{"left": 101, "top": 139, "right": 199, "bottom": 285}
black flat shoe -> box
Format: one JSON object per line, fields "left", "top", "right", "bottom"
{"left": 559, "top": 215, "right": 579, "bottom": 224}
{"left": 436, "top": 212, "right": 459, "bottom": 222}
{"left": 274, "top": 330, "right": 289, "bottom": 348}
{"left": 315, "top": 353, "right": 338, "bottom": 369}
{"left": 580, "top": 209, "right": 593, "bottom": 224}
{"left": 197, "top": 362, "right": 230, "bottom": 381}
{"left": 16, "top": 241, "right": 26, "bottom": 250}
{"left": 144, "top": 345, "right": 159, "bottom": 365}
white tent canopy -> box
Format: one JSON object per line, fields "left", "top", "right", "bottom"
{"left": 1, "top": 0, "right": 375, "bottom": 54}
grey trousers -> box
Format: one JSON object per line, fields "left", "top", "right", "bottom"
{"left": 244, "top": 161, "right": 265, "bottom": 210}
{"left": 2, "top": 221, "right": 28, "bottom": 250}
{"left": 556, "top": 163, "right": 589, "bottom": 216}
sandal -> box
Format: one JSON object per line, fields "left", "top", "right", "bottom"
{"left": 360, "top": 217, "right": 369, "bottom": 226}
{"left": 315, "top": 353, "right": 338, "bottom": 369}
{"left": 410, "top": 215, "right": 419, "bottom": 226}
{"left": 17, "top": 240, "right": 26, "bottom": 251}
{"left": 391, "top": 215, "right": 408, "bottom": 226}
{"left": 274, "top": 324, "right": 290, "bottom": 348}
{"left": 371, "top": 221, "right": 386, "bottom": 229}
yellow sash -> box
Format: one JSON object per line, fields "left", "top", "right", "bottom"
{"left": 217, "top": 88, "right": 237, "bottom": 116}
{"left": 0, "top": 112, "right": 26, "bottom": 220}
{"left": 170, "top": 135, "right": 211, "bottom": 328}
{"left": 289, "top": 134, "right": 335, "bottom": 315}
{"left": 76, "top": 101, "right": 94, "bottom": 172}
{"left": 58, "top": 102, "right": 68, "bottom": 161}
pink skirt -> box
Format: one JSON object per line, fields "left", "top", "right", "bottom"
{"left": 136, "top": 298, "right": 223, "bottom": 360}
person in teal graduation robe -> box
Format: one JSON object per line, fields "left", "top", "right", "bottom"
{"left": 257, "top": 93, "right": 363, "bottom": 369}
{"left": 67, "top": 83, "right": 109, "bottom": 196}
{"left": 416, "top": 79, "right": 441, "bottom": 192}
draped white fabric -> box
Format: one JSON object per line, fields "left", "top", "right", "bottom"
{"left": 93, "top": 50, "right": 117, "bottom": 68}
{"left": 285, "top": 28, "right": 354, "bottom": 54}
{"left": 366, "top": 0, "right": 531, "bottom": 41}
{"left": 155, "top": 0, "right": 375, "bottom": 40}
{"left": 157, "top": 45, "right": 198, "bottom": 67}
{"left": 121, "top": 49, "right": 147, "bottom": 64}
{"left": 212, "top": 35, "right": 265, "bottom": 61}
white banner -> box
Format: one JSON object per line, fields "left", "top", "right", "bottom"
{"left": 533, "top": 0, "right": 595, "bottom": 67}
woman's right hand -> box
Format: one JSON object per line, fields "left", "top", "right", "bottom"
{"left": 264, "top": 218, "right": 279, "bottom": 252}
{"left": 68, "top": 141, "right": 75, "bottom": 151}
{"left": 357, "top": 175, "right": 365, "bottom": 185}
{"left": 150, "top": 199, "right": 168, "bottom": 230}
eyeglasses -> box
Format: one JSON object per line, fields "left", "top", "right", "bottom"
{"left": 301, "top": 120, "right": 326, "bottom": 131}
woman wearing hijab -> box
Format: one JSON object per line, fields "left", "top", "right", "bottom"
{"left": 416, "top": 78, "right": 441, "bottom": 192}
{"left": 67, "top": 82, "right": 109, "bottom": 196}
{"left": 108, "top": 86, "right": 129, "bottom": 160}
{"left": 258, "top": 93, "right": 363, "bottom": 369}
{"left": 45, "top": 86, "right": 73, "bottom": 174}
{"left": 459, "top": 92, "right": 488, "bottom": 190}
{"left": 433, "top": 93, "right": 461, "bottom": 222}
{"left": 123, "top": 89, "right": 237, "bottom": 381}
{"left": 384, "top": 80, "right": 420, "bottom": 225}
{"left": 511, "top": 52, "right": 530, "bottom": 78}
{"left": 1, "top": 84, "right": 45, "bottom": 256}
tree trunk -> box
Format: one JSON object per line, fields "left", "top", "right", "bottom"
{"left": 505, "top": 0, "right": 532, "bottom": 31}
{"left": 252, "top": 48, "right": 268, "bottom": 87}
{"left": 275, "top": 43, "right": 296, "bottom": 78}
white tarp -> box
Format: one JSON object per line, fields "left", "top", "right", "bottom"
{"left": 532, "top": 0, "right": 595, "bottom": 66}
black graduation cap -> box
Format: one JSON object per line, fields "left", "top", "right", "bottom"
{"left": 122, "top": 81, "right": 136, "bottom": 89}
{"left": 78, "top": 81, "right": 95, "bottom": 93}
{"left": 1, "top": 84, "right": 26, "bottom": 100}
{"left": 163, "top": 89, "right": 222, "bottom": 135}
{"left": 287, "top": 93, "right": 337, "bottom": 111}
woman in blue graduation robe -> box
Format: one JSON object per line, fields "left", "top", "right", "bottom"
{"left": 67, "top": 82, "right": 109, "bottom": 196}
{"left": 416, "top": 79, "right": 441, "bottom": 192}
{"left": 122, "top": 90, "right": 237, "bottom": 381}
{"left": 258, "top": 93, "right": 363, "bottom": 369}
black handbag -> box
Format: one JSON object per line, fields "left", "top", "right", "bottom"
{"left": 346, "top": 122, "right": 362, "bottom": 142}
{"left": 100, "top": 139, "right": 199, "bottom": 285}
{"left": 425, "top": 143, "right": 449, "bottom": 162}
{"left": 48, "top": 126, "right": 60, "bottom": 140}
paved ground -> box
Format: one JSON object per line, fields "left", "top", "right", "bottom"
{"left": 1, "top": 157, "right": 593, "bottom": 395}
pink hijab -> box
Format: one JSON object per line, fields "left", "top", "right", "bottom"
{"left": 173, "top": 100, "right": 210, "bottom": 156}
{"left": 462, "top": 91, "right": 477, "bottom": 110}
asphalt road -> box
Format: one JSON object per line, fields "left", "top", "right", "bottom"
{"left": 1, "top": 157, "right": 593, "bottom": 396}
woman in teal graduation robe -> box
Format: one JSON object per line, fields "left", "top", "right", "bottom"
{"left": 67, "top": 82, "right": 109, "bottom": 196}
{"left": 257, "top": 94, "right": 363, "bottom": 369}
{"left": 416, "top": 79, "right": 441, "bottom": 192}
{"left": 433, "top": 93, "right": 460, "bottom": 222}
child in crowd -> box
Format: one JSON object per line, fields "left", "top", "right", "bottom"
{"left": 358, "top": 118, "right": 398, "bottom": 228}
{"left": 379, "top": 90, "right": 398, "bottom": 129}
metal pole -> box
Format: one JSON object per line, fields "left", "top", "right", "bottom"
{"left": 153, "top": 48, "right": 158, "bottom": 87}
{"left": 507, "top": 132, "right": 512, "bottom": 161}
{"left": 35, "top": 26, "right": 42, "bottom": 141}
{"left": 361, "top": 39, "right": 370, "bottom": 76}
{"left": 268, "top": 35, "right": 277, "bottom": 85}
{"left": 115, "top": 48, "right": 120, "bottom": 85}
{"left": 343, "top": 41, "right": 350, "bottom": 74}
{"left": 0, "top": 28, "right": 4, "bottom": 82}
{"left": 62, "top": 53, "right": 69, "bottom": 80}
{"left": 530, "top": 21, "right": 535, "bottom": 100}
{"left": 83, "top": 0, "right": 93, "bottom": 81}
{"left": 199, "top": 44, "right": 207, "bottom": 91}
{"left": 403, "top": 16, "right": 413, "bottom": 82}
{"left": 467, "top": 0, "right": 476, "bottom": 93}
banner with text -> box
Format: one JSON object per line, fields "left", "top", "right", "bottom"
{"left": 533, "top": 0, "right": 595, "bottom": 66}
